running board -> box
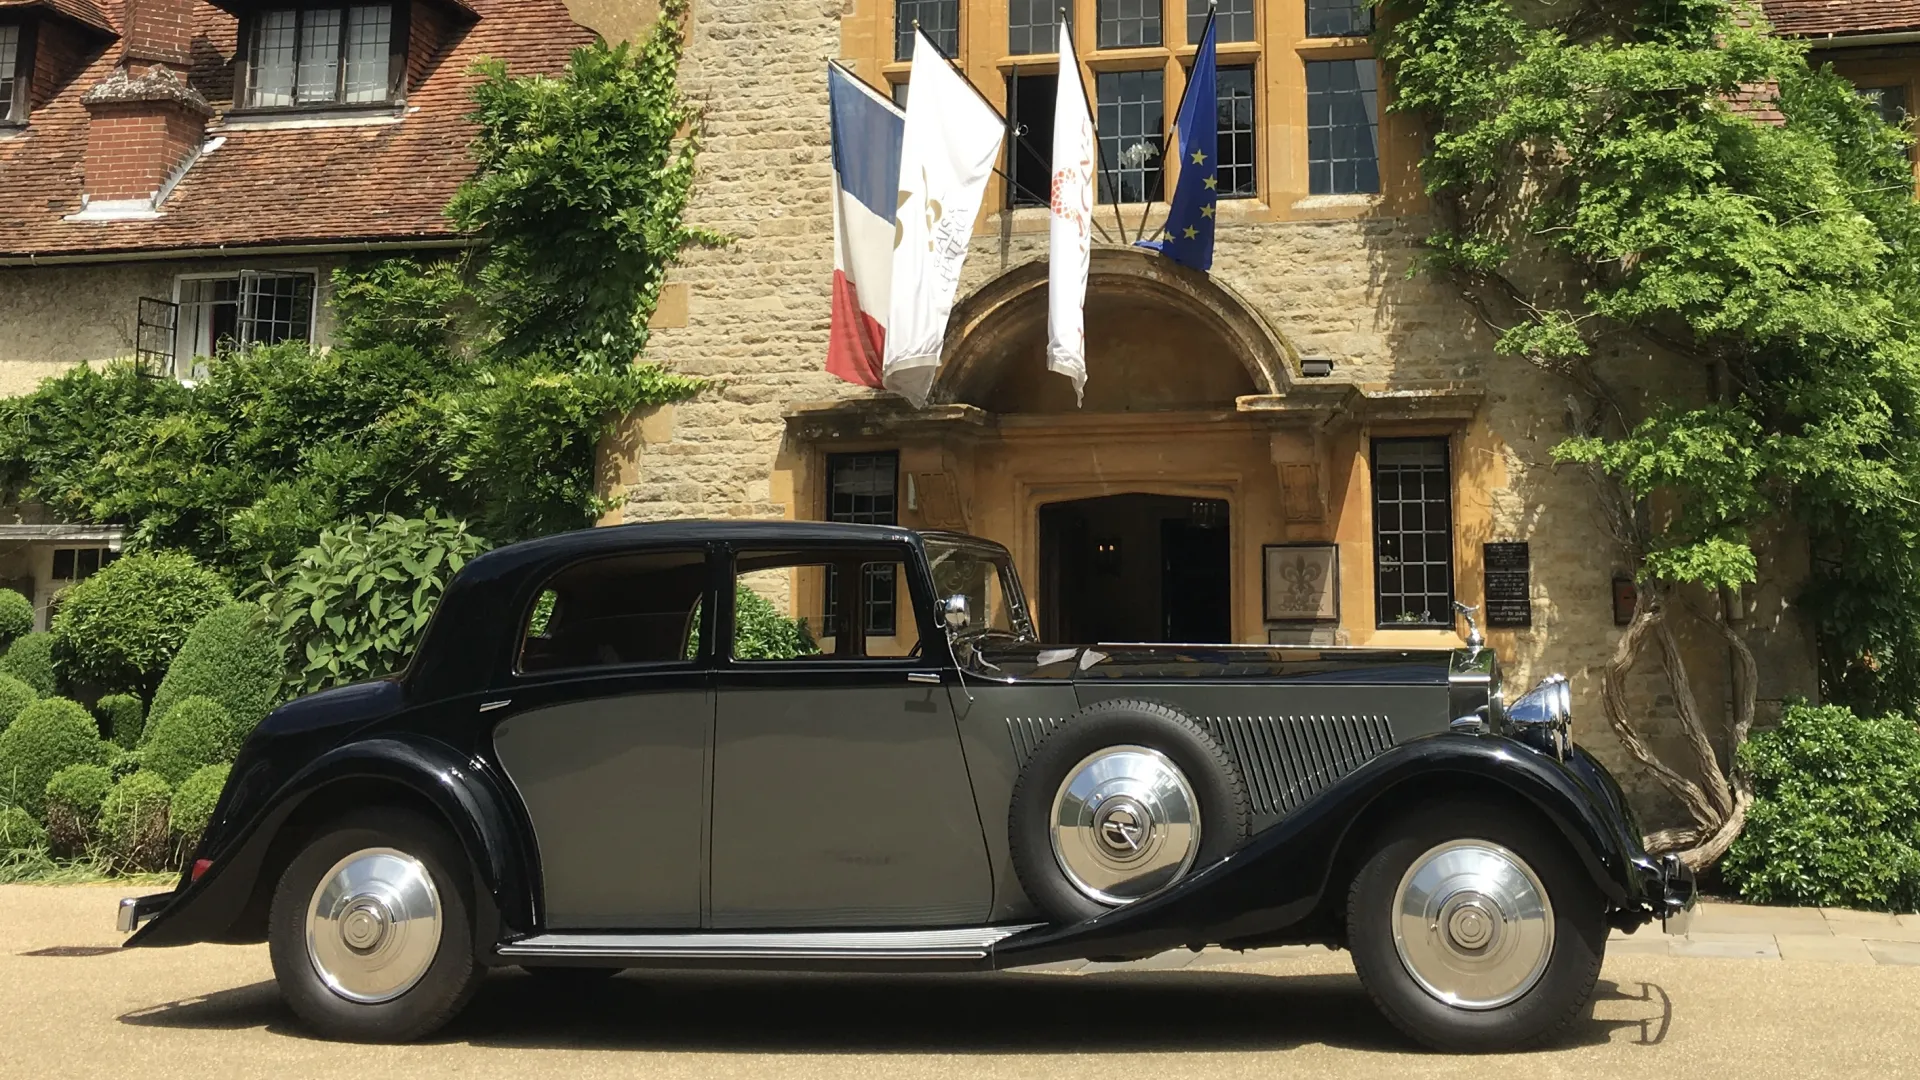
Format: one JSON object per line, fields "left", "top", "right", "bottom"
{"left": 498, "top": 924, "right": 1041, "bottom": 962}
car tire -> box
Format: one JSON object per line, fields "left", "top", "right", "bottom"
{"left": 268, "top": 807, "right": 484, "bottom": 1043}
{"left": 1008, "top": 699, "right": 1250, "bottom": 924}
{"left": 1345, "top": 799, "right": 1607, "bottom": 1052}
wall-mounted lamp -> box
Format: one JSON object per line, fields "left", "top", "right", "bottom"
{"left": 1301, "top": 355, "right": 1335, "bottom": 378}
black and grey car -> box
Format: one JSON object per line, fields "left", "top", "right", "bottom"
{"left": 117, "top": 520, "right": 1693, "bottom": 1051}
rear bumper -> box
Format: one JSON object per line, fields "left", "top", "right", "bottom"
{"left": 1656, "top": 853, "right": 1697, "bottom": 935}
{"left": 117, "top": 892, "right": 174, "bottom": 935}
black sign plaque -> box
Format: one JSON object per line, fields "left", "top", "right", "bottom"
{"left": 1483, "top": 542, "right": 1532, "bottom": 628}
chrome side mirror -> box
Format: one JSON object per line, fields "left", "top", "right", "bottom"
{"left": 942, "top": 594, "right": 971, "bottom": 632}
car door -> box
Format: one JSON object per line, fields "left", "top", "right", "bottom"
{"left": 491, "top": 546, "right": 715, "bottom": 930}
{"left": 708, "top": 541, "right": 994, "bottom": 928}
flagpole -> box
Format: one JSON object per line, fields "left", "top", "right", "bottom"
{"left": 1062, "top": 9, "right": 1131, "bottom": 245}
{"left": 1137, "top": 3, "right": 1215, "bottom": 243}
{"left": 912, "top": 21, "right": 1011, "bottom": 125}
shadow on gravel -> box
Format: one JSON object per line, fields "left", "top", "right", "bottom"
{"left": 120, "top": 968, "right": 1673, "bottom": 1054}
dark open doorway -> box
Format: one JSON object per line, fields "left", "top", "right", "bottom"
{"left": 1038, "top": 494, "right": 1231, "bottom": 644}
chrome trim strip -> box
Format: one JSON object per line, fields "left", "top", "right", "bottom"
{"left": 906, "top": 672, "right": 943, "bottom": 685}
{"left": 497, "top": 924, "right": 1041, "bottom": 961}
{"left": 478, "top": 700, "right": 512, "bottom": 713}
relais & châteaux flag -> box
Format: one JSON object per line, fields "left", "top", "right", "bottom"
{"left": 825, "top": 63, "right": 905, "bottom": 389}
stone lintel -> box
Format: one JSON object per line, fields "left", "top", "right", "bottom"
{"left": 786, "top": 399, "right": 994, "bottom": 443}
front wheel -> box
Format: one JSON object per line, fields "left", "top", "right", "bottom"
{"left": 1346, "top": 801, "right": 1606, "bottom": 1052}
{"left": 268, "top": 807, "right": 483, "bottom": 1042}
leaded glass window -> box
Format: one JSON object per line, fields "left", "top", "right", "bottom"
{"left": 1186, "top": 0, "right": 1252, "bottom": 43}
{"left": 1216, "top": 66, "right": 1255, "bottom": 197}
{"left": 0, "top": 25, "right": 23, "bottom": 123}
{"left": 1098, "top": 0, "right": 1160, "bottom": 49}
{"left": 1097, "top": 69, "right": 1163, "bottom": 203}
{"left": 245, "top": 5, "right": 396, "bottom": 109}
{"left": 896, "top": 0, "right": 959, "bottom": 61}
{"left": 825, "top": 453, "right": 900, "bottom": 637}
{"left": 1009, "top": 0, "right": 1069, "bottom": 54}
{"left": 1373, "top": 439, "right": 1454, "bottom": 628}
{"left": 1307, "top": 59, "right": 1380, "bottom": 195}
{"left": 1307, "top": 0, "right": 1372, "bottom": 37}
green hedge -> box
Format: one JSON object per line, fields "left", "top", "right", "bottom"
{"left": 138, "top": 696, "right": 231, "bottom": 787}
{"left": 170, "top": 763, "right": 228, "bottom": 851}
{"left": 731, "top": 586, "right": 819, "bottom": 660}
{"left": 96, "top": 693, "right": 144, "bottom": 750}
{"left": 149, "top": 603, "right": 282, "bottom": 744}
{"left": 0, "top": 589, "right": 31, "bottom": 649}
{"left": 98, "top": 771, "right": 171, "bottom": 871}
{"left": 0, "top": 805, "right": 45, "bottom": 853}
{"left": 0, "top": 697, "right": 107, "bottom": 817}
{"left": 49, "top": 551, "right": 230, "bottom": 697}
{"left": 0, "top": 632, "right": 56, "bottom": 697}
{"left": 43, "top": 762, "right": 113, "bottom": 854}
{"left": 0, "top": 675, "right": 37, "bottom": 735}
{"left": 1724, "top": 703, "right": 1920, "bottom": 911}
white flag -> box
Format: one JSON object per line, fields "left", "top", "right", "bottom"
{"left": 884, "top": 29, "right": 1005, "bottom": 407}
{"left": 1047, "top": 20, "right": 1093, "bottom": 405}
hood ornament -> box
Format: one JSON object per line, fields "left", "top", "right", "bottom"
{"left": 1454, "top": 601, "right": 1485, "bottom": 651}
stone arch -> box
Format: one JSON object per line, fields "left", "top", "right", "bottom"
{"left": 930, "top": 246, "right": 1298, "bottom": 411}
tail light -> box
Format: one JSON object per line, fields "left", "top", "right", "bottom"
{"left": 190, "top": 858, "right": 214, "bottom": 882}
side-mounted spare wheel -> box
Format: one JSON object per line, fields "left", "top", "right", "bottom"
{"left": 1345, "top": 799, "right": 1607, "bottom": 1052}
{"left": 1009, "top": 699, "right": 1250, "bottom": 923}
{"left": 268, "top": 806, "right": 484, "bottom": 1043}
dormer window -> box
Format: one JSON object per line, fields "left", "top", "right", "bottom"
{"left": 1, "top": 22, "right": 29, "bottom": 124}
{"left": 238, "top": 4, "right": 406, "bottom": 110}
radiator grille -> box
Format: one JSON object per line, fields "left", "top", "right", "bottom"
{"left": 1199, "top": 714, "right": 1395, "bottom": 817}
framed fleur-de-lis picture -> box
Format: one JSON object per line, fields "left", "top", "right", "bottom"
{"left": 1263, "top": 543, "right": 1339, "bottom": 622}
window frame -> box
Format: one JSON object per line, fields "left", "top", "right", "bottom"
{"left": 234, "top": 1, "right": 409, "bottom": 114}
{"left": 1370, "top": 436, "right": 1457, "bottom": 630}
{"left": 1214, "top": 62, "right": 1256, "bottom": 199}
{"left": 824, "top": 452, "right": 901, "bottom": 637}
{"left": 1305, "top": 56, "right": 1382, "bottom": 196}
{"left": 168, "top": 269, "right": 321, "bottom": 380}
{"left": 512, "top": 547, "right": 715, "bottom": 678}
{"left": 0, "top": 19, "right": 36, "bottom": 126}
{"left": 1096, "top": 67, "right": 1166, "bottom": 205}
{"left": 1305, "top": 0, "right": 1372, "bottom": 39}
{"left": 895, "top": 0, "right": 960, "bottom": 62}
{"left": 722, "top": 541, "right": 934, "bottom": 667}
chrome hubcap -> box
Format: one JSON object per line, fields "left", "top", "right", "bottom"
{"left": 306, "top": 847, "right": 442, "bottom": 1004}
{"left": 1391, "top": 839, "right": 1554, "bottom": 1010}
{"left": 1050, "top": 745, "right": 1200, "bottom": 906}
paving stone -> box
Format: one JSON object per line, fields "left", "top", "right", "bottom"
{"left": 1824, "top": 909, "right": 1920, "bottom": 942}
{"left": 1669, "top": 934, "right": 1780, "bottom": 960}
{"left": 1605, "top": 935, "right": 1673, "bottom": 957}
{"left": 1079, "top": 949, "right": 1200, "bottom": 974}
{"left": 1865, "top": 940, "right": 1920, "bottom": 966}
{"left": 1186, "top": 945, "right": 1332, "bottom": 968}
{"left": 1774, "top": 933, "right": 1875, "bottom": 964}
{"left": 1016, "top": 959, "right": 1087, "bottom": 974}
{"left": 1689, "top": 901, "right": 1829, "bottom": 936}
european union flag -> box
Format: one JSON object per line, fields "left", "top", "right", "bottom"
{"left": 1135, "top": 12, "right": 1217, "bottom": 272}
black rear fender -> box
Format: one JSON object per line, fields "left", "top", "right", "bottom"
{"left": 128, "top": 736, "right": 535, "bottom": 955}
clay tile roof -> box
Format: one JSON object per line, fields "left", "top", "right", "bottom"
{"left": 0, "top": 0, "right": 115, "bottom": 33}
{"left": 1761, "top": 1, "right": 1920, "bottom": 37}
{"left": 0, "top": 0, "right": 595, "bottom": 260}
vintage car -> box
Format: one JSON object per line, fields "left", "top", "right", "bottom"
{"left": 117, "top": 520, "right": 1693, "bottom": 1051}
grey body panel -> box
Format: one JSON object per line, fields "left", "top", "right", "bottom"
{"left": 948, "top": 681, "right": 1082, "bottom": 923}
{"left": 710, "top": 684, "right": 993, "bottom": 928}
{"left": 493, "top": 689, "right": 710, "bottom": 929}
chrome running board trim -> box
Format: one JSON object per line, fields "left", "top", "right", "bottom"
{"left": 498, "top": 924, "right": 1041, "bottom": 961}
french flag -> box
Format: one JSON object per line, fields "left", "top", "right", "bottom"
{"left": 826, "top": 63, "right": 904, "bottom": 389}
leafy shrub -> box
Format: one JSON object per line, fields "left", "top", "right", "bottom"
{"left": 98, "top": 771, "right": 171, "bottom": 871}
{"left": 731, "top": 586, "right": 819, "bottom": 661}
{"left": 49, "top": 551, "right": 230, "bottom": 698}
{"left": 0, "top": 674, "right": 37, "bottom": 735}
{"left": 170, "top": 763, "right": 229, "bottom": 851}
{"left": 0, "top": 697, "right": 107, "bottom": 817}
{"left": 42, "top": 762, "right": 113, "bottom": 854}
{"left": 0, "top": 806, "right": 45, "bottom": 853}
{"left": 0, "top": 631, "right": 56, "bottom": 696}
{"left": 0, "top": 589, "right": 31, "bottom": 649}
{"left": 259, "top": 511, "right": 488, "bottom": 696}
{"left": 1723, "top": 703, "right": 1920, "bottom": 911}
{"left": 95, "top": 693, "right": 145, "bottom": 750}
{"left": 149, "top": 603, "right": 283, "bottom": 743}
{"left": 138, "top": 696, "right": 233, "bottom": 787}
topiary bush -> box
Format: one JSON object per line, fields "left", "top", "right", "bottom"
{"left": 137, "top": 696, "right": 232, "bottom": 787}
{"left": 731, "top": 585, "right": 820, "bottom": 661}
{"left": 42, "top": 762, "right": 113, "bottom": 855}
{"left": 1723, "top": 703, "right": 1920, "bottom": 911}
{"left": 0, "top": 589, "right": 32, "bottom": 650}
{"left": 95, "top": 693, "right": 145, "bottom": 750}
{"left": 0, "top": 697, "right": 108, "bottom": 817}
{"left": 0, "top": 674, "right": 37, "bottom": 735}
{"left": 170, "top": 763, "right": 228, "bottom": 853}
{"left": 0, "top": 805, "right": 46, "bottom": 853}
{"left": 149, "top": 603, "right": 283, "bottom": 745}
{"left": 98, "top": 771, "right": 171, "bottom": 871}
{"left": 49, "top": 551, "right": 231, "bottom": 698}
{"left": 0, "top": 631, "right": 56, "bottom": 696}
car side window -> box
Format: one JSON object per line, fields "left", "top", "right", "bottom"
{"left": 518, "top": 549, "right": 708, "bottom": 674}
{"left": 731, "top": 549, "right": 921, "bottom": 661}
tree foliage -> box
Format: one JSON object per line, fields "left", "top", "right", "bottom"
{"left": 1380, "top": 0, "right": 1920, "bottom": 864}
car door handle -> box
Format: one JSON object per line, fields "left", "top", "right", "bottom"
{"left": 907, "top": 672, "right": 943, "bottom": 685}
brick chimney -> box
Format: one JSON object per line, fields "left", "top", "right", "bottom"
{"left": 73, "top": 0, "right": 211, "bottom": 218}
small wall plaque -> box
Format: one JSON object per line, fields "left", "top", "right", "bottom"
{"left": 1264, "top": 543, "right": 1339, "bottom": 622}
{"left": 1483, "top": 542, "right": 1532, "bottom": 628}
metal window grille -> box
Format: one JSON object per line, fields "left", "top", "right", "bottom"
{"left": 1372, "top": 438, "right": 1454, "bottom": 628}
{"left": 0, "top": 25, "right": 20, "bottom": 121}
{"left": 248, "top": 6, "right": 392, "bottom": 108}
{"left": 896, "top": 0, "right": 958, "bottom": 61}
{"left": 173, "top": 272, "right": 315, "bottom": 380}
{"left": 1307, "top": 59, "right": 1380, "bottom": 195}
{"left": 1009, "top": 0, "right": 1070, "bottom": 54}
{"left": 1216, "top": 66, "right": 1256, "bottom": 197}
{"left": 1006, "top": 72, "right": 1058, "bottom": 208}
{"left": 1098, "top": 0, "right": 1160, "bottom": 48}
{"left": 1307, "top": 0, "right": 1371, "bottom": 37}
{"left": 1097, "top": 69, "right": 1163, "bottom": 204}
{"left": 136, "top": 298, "right": 179, "bottom": 375}
{"left": 825, "top": 453, "right": 900, "bottom": 636}
{"left": 238, "top": 270, "right": 316, "bottom": 346}
{"left": 1186, "top": 0, "right": 1251, "bottom": 43}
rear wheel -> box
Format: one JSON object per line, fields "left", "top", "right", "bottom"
{"left": 1346, "top": 801, "right": 1606, "bottom": 1052}
{"left": 268, "top": 807, "right": 483, "bottom": 1043}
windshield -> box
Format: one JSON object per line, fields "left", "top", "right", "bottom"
{"left": 923, "top": 536, "right": 1036, "bottom": 642}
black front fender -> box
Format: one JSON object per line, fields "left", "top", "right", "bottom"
{"left": 127, "top": 735, "right": 535, "bottom": 954}
{"left": 997, "top": 733, "right": 1654, "bottom": 965}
